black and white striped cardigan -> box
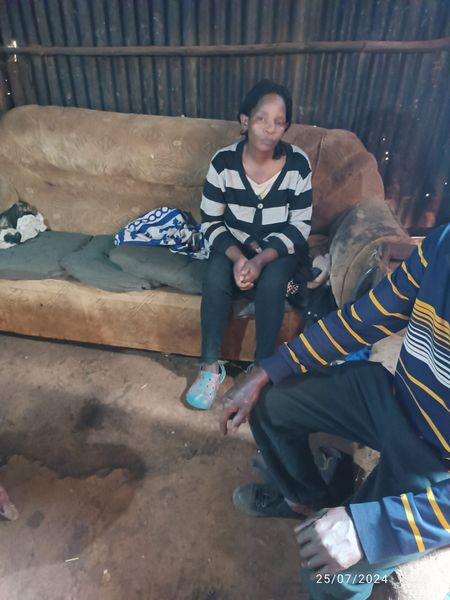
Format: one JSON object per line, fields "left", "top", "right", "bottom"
{"left": 200, "top": 140, "right": 312, "bottom": 257}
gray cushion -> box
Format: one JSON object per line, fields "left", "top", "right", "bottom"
{"left": 109, "top": 245, "right": 207, "bottom": 294}
{"left": 60, "top": 235, "right": 155, "bottom": 292}
{"left": 0, "top": 231, "right": 91, "bottom": 279}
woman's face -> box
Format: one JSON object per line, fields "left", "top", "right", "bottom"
{"left": 240, "top": 94, "right": 287, "bottom": 154}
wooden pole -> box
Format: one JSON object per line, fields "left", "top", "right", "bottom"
{"left": 0, "top": 37, "right": 449, "bottom": 58}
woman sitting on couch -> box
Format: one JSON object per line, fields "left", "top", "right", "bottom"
{"left": 186, "top": 80, "right": 313, "bottom": 410}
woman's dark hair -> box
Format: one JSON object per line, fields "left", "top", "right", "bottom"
{"left": 238, "top": 79, "right": 292, "bottom": 126}
{"left": 238, "top": 79, "right": 293, "bottom": 158}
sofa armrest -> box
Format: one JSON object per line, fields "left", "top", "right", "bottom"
{"left": 329, "top": 200, "right": 409, "bottom": 306}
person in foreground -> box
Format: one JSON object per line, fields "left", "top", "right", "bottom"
{"left": 220, "top": 224, "right": 450, "bottom": 599}
{"left": 186, "top": 79, "right": 312, "bottom": 410}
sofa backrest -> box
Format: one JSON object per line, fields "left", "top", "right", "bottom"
{"left": 0, "top": 105, "right": 384, "bottom": 236}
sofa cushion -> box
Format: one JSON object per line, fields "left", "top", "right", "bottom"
{"left": 109, "top": 245, "right": 207, "bottom": 294}
{"left": 0, "top": 231, "right": 91, "bottom": 279}
{"left": 60, "top": 235, "right": 155, "bottom": 292}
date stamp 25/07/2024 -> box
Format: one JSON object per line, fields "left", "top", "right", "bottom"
{"left": 315, "top": 573, "right": 389, "bottom": 585}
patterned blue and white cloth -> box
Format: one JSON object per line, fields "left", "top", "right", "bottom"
{"left": 114, "top": 206, "right": 209, "bottom": 259}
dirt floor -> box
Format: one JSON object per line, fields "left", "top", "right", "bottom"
{"left": 0, "top": 333, "right": 308, "bottom": 600}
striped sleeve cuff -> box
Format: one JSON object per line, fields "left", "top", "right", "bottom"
{"left": 259, "top": 344, "right": 299, "bottom": 383}
{"left": 350, "top": 481, "right": 450, "bottom": 565}
{"left": 211, "top": 231, "right": 239, "bottom": 254}
{"left": 263, "top": 235, "right": 290, "bottom": 257}
{"left": 350, "top": 500, "right": 402, "bottom": 564}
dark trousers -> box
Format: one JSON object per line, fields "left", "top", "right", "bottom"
{"left": 250, "top": 361, "right": 448, "bottom": 599}
{"left": 201, "top": 250, "right": 299, "bottom": 363}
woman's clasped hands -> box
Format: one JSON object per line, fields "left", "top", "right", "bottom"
{"left": 233, "top": 255, "right": 263, "bottom": 290}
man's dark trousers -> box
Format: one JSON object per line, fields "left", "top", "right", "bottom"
{"left": 250, "top": 361, "right": 448, "bottom": 599}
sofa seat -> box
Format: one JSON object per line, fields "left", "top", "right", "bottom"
{"left": 0, "top": 278, "right": 302, "bottom": 360}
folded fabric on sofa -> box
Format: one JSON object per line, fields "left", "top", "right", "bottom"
{"left": 60, "top": 235, "right": 155, "bottom": 292}
{"left": 114, "top": 206, "right": 209, "bottom": 260}
{"left": 109, "top": 244, "right": 207, "bottom": 294}
{"left": 0, "top": 230, "right": 91, "bottom": 279}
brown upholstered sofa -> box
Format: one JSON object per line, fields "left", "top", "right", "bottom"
{"left": 0, "top": 105, "right": 407, "bottom": 360}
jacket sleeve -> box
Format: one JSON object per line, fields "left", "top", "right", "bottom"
{"left": 350, "top": 479, "right": 450, "bottom": 564}
{"left": 259, "top": 231, "right": 434, "bottom": 384}
{"left": 263, "top": 162, "right": 313, "bottom": 257}
{"left": 200, "top": 156, "right": 237, "bottom": 254}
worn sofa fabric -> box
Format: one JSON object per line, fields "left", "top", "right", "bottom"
{"left": 0, "top": 277, "right": 303, "bottom": 359}
{"left": 60, "top": 235, "right": 153, "bottom": 292}
{"left": 109, "top": 245, "right": 207, "bottom": 294}
{"left": 329, "top": 201, "right": 409, "bottom": 305}
{"left": 0, "top": 175, "right": 18, "bottom": 208}
{"left": 0, "top": 105, "right": 407, "bottom": 359}
{"left": 0, "top": 231, "right": 91, "bottom": 279}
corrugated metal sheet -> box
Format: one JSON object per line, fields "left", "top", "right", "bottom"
{"left": 0, "top": 22, "right": 12, "bottom": 111}
{"left": 0, "top": 0, "right": 449, "bottom": 227}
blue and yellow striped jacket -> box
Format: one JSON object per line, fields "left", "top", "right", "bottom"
{"left": 261, "top": 224, "right": 450, "bottom": 564}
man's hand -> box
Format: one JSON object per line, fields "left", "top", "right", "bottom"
{"left": 295, "top": 507, "right": 364, "bottom": 577}
{"left": 219, "top": 366, "right": 269, "bottom": 435}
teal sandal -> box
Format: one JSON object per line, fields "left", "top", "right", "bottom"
{"left": 186, "top": 362, "right": 226, "bottom": 410}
